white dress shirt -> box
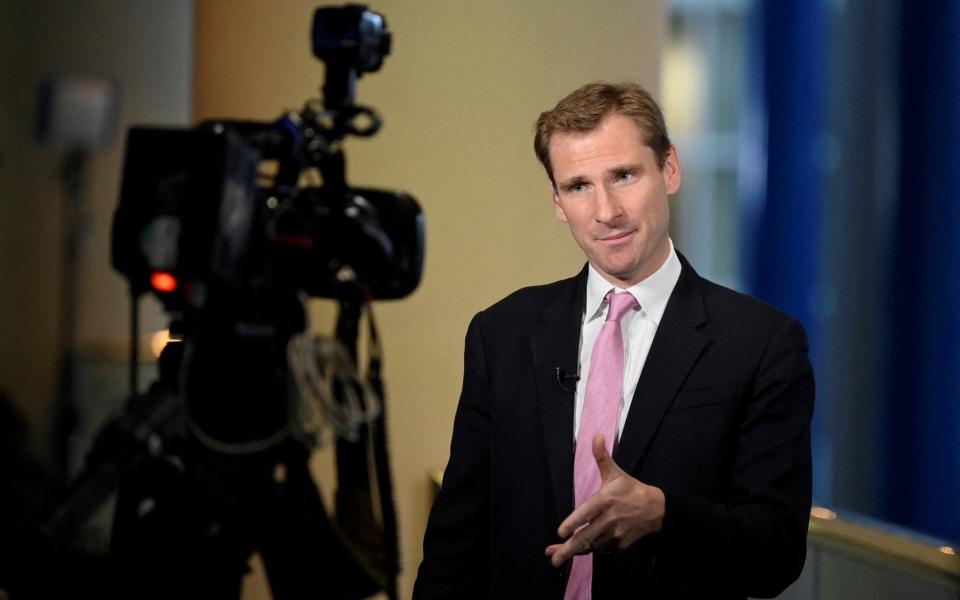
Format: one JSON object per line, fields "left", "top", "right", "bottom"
{"left": 573, "top": 239, "right": 682, "bottom": 442}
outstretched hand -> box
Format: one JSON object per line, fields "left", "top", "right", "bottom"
{"left": 544, "top": 433, "right": 665, "bottom": 567}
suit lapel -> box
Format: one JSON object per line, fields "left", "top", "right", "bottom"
{"left": 614, "top": 256, "right": 710, "bottom": 475}
{"left": 529, "top": 266, "right": 587, "bottom": 522}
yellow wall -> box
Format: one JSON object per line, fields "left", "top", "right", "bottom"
{"left": 194, "top": 1, "right": 664, "bottom": 597}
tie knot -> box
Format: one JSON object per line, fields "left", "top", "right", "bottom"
{"left": 605, "top": 291, "right": 638, "bottom": 323}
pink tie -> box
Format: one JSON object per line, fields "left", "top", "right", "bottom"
{"left": 565, "top": 291, "right": 638, "bottom": 600}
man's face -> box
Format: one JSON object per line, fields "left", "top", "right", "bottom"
{"left": 549, "top": 112, "right": 681, "bottom": 287}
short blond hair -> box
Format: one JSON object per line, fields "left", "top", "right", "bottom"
{"left": 534, "top": 82, "right": 671, "bottom": 184}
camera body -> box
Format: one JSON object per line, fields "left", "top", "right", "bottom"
{"left": 111, "top": 124, "right": 424, "bottom": 309}
{"left": 111, "top": 4, "right": 422, "bottom": 315}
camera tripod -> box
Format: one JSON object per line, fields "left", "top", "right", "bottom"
{"left": 42, "top": 296, "right": 399, "bottom": 599}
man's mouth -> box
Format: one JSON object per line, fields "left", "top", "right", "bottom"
{"left": 596, "top": 230, "right": 633, "bottom": 244}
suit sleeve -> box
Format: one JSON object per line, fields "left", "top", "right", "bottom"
{"left": 653, "top": 316, "right": 814, "bottom": 598}
{"left": 413, "top": 313, "right": 492, "bottom": 599}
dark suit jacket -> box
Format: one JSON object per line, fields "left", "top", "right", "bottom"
{"left": 414, "top": 256, "right": 814, "bottom": 599}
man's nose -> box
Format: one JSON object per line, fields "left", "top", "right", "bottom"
{"left": 594, "top": 186, "right": 622, "bottom": 223}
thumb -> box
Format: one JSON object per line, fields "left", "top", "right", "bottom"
{"left": 592, "top": 433, "right": 622, "bottom": 482}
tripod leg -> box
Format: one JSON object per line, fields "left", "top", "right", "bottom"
{"left": 258, "top": 457, "right": 381, "bottom": 600}
{"left": 111, "top": 459, "right": 251, "bottom": 599}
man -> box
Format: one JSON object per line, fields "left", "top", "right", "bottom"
{"left": 414, "top": 82, "right": 814, "bottom": 599}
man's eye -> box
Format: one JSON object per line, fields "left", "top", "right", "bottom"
{"left": 615, "top": 172, "right": 634, "bottom": 183}
{"left": 568, "top": 182, "right": 587, "bottom": 193}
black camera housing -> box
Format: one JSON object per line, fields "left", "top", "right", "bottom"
{"left": 111, "top": 4, "right": 423, "bottom": 311}
{"left": 112, "top": 125, "right": 424, "bottom": 309}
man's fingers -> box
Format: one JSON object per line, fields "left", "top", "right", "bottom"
{"left": 592, "top": 433, "right": 623, "bottom": 483}
{"left": 557, "top": 498, "right": 599, "bottom": 539}
{"left": 545, "top": 524, "right": 602, "bottom": 567}
{"left": 549, "top": 435, "right": 633, "bottom": 566}
{"left": 556, "top": 435, "right": 623, "bottom": 538}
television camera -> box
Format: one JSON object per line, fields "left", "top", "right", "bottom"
{"left": 42, "top": 5, "right": 420, "bottom": 598}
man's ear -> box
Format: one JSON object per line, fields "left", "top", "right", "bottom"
{"left": 551, "top": 180, "right": 568, "bottom": 223}
{"left": 663, "top": 145, "right": 682, "bottom": 195}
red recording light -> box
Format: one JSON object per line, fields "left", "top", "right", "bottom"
{"left": 150, "top": 271, "right": 178, "bottom": 293}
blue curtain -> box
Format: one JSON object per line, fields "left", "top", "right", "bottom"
{"left": 746, "top": 0, "right": 960, "bottom": 542}
{"left": 883, "top": 0, "right": 960, "bottom": 542}
{"left": 743, "top": 0, "right": 829, "bottom": 505}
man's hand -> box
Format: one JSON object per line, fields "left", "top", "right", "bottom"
{"left": 544, "top": 433, "right": 665, "bottom": 567}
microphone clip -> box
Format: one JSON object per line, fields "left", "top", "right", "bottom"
{"left": 555, "top": 367, "right": 580, "bottom": 394}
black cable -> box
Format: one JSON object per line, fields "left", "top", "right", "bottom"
{"left": 365, "top": 302, "right": 399, "bottom": 599}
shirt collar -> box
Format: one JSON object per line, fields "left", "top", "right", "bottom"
{"left": 584, "top": 238, "right": 682, "bottom": 325}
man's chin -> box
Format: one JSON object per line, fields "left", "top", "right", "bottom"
{"left": 592, "top": 263, "right": 639, "bottom": 287}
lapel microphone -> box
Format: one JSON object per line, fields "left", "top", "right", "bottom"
{"left": 555, "top": 367, "right": 580, "bottom": 393}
